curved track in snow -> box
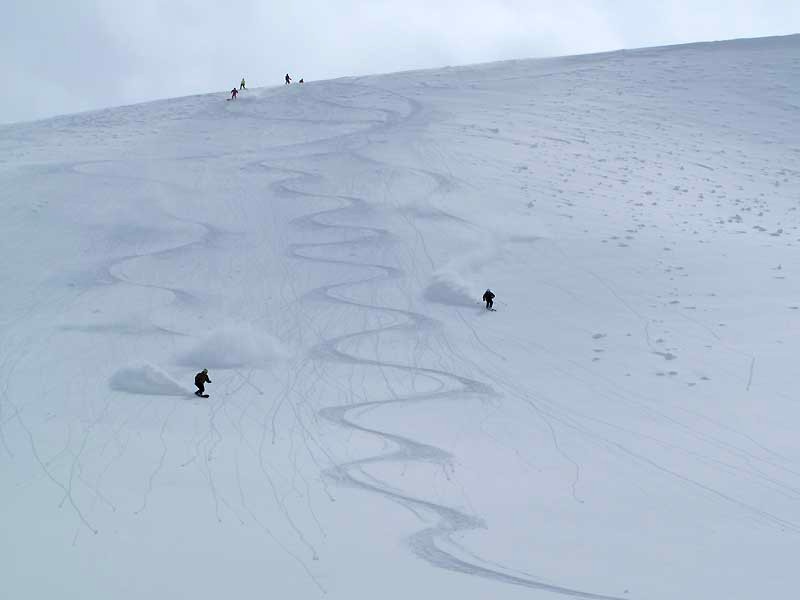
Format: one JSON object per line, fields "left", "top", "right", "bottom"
{"left": 265, "top": 81, "right": 629, "bottom": 600}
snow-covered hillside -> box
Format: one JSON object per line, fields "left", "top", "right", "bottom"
{"left": 1, "top": 35, "right": 799, "bottom": 599}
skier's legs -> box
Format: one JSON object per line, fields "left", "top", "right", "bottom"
{"left": 195, "top": 383, "right": 205, "bottom": 396}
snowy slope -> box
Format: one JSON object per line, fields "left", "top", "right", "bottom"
{"left": 1, "top": 34, "right": 800, "bottom": 599}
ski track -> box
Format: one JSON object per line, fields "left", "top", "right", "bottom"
{"left": 0, "top": 134, "right": 337, "bottom": 589}
{"left": 259, "top": 81, "right": 630, "bottom": 599}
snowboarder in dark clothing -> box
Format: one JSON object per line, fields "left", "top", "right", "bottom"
{"left": 482, "top": 289, "right": 495, "bottom": 310}
{"left": 195, "top": 369, "right": 211, "bottom": 396}
{"left": 240, "top": 78, "right": 246, "bottom": 90}
{"left": 285, "top": 73, "right": 292, "bottom": 85}
{"left": 299, "top": 78, "right": 304, "bottom": 84}
{"left": 230, "top": 88, "right": 238, "bottom": 100}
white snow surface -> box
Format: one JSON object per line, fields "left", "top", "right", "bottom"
{"left": 1, "top": 35, "right": 800, "bottom": 599}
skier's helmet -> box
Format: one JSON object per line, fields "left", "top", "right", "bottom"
{"left": 202, "top": 368, "right": 208, "bottom": 374}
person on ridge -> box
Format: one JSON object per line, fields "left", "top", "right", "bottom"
{"left": 285, "top": 73, "right": 292, "bottom": 85}
{"left": 482, "top": 289, "right": 495, "bottom": 310}
{"left": 299, "top": 78, "right": 304, "bottom": 84}
{"left": 230, "top": 87, "right": 238, "bottom": 100}
{"left": 195, "top": 369, "right": 212, "bottom": 397}
{"left": 240, "top": 78, "right": 246, "bottom": 90}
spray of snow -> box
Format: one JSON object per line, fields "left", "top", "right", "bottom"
{"left": 110, "top": 362, "right": 189, "bottom": 396}
{"left": 422, "top": 237, "right": 495, "bottom": 307}
{"left": 177, "top": 326, "right": 287, "bottom": 369}
{"left": 423, "top": 266, "right": 478, "bottom": 307}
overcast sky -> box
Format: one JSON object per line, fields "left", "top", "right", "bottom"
{"left": 2, "top": 0, "right": 798, "bottom": 124}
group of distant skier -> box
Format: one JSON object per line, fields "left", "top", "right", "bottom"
{"left": 229, "top": 74, "right": 304, "bottom": 100}
{"left": 229, "top": 77, "right": 246, "bottom": 100}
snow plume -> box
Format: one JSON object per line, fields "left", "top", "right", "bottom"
{"left": 423, "top": 266, "right": 478, "bottom": 307}
{"left": 110, "top": 362, "right": 188, "bottom": 396}
{"left": 422, "top": 236, "right": 497, "bottom": 307}
{"left": 177, "top": 326, "right": 287, "bottom": 369}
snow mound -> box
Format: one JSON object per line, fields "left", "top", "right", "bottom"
{"left": 178, "top": 326, "right": 287, "bottom": 369}
{"left": 110, "top": 362, "right": 188, "bottom": 396}
{"left": 423, "top": 267, "right": 478, "bottom": 307}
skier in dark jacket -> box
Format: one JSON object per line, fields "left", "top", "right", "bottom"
{"left": 285, "top": 73, "right": 292, "bottom": 85}
{"left": 195, "top": 369, "right": 211, "bottom": 396}
{"left": 230, "top": 87, "right": 238, "bottom": 100}
{"left": 482, "top": 289, "right": 495, "bottom": 310}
